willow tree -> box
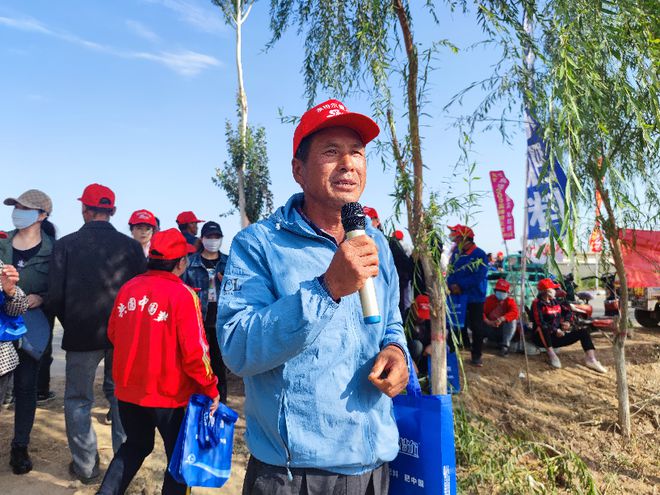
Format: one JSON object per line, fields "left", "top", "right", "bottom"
{"left": 461, "top": 0, "right": 660, "bottom": 438}
{"left": 269, "top": 0, "right": 458, "bottom": 394}
{"left": 213, "top": 0, "right": 274, "bottom": 226}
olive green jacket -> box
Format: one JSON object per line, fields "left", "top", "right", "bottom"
{"left": 0, "top": 230, "right": 52, "bottom": 297}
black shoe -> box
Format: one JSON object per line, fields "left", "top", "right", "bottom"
{"left": 37, "top": 391, "right": 56, "bottom": 405}
{"left": 104, "top": 409, "right": 112, "bottom": 424}
{"left": 9, "top": 445, "right": 33, "bottom": 475}
{"left": 69, "top": 455, "right": 101, "bottom": 485}
{"left": 470, "top": 355, "right": 483, "bottom": 367}
{"left": 499, "top": 346, "right": 510, "bottom": 357}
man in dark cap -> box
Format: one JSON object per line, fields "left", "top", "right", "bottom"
{"left": 182, "top": 221, "right": 229, "bottom": 402}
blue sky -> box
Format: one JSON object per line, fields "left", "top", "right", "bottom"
{"left": 0, "top": 0, "right": 531, "bottom": 255}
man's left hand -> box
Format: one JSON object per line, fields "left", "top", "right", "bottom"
{"left": 369, "top": 345, "right": 409, "bottom": 398}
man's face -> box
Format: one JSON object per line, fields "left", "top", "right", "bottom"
{"left": 292, "top": 127, "right": 367, "bottom": 211}
{"left": 190, "top": 223, "right": 199, "bottom": 236}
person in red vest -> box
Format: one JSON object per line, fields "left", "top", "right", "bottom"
{"left": 482, "top": 279, "right": 519, "bottom": 356}
{"left": 97, "top": 228, "right": 218, "bottom": 495}
{"left": 531, "top": 278, "right": 607, "bottom": 373}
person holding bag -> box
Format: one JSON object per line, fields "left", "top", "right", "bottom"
{"left": 97, "top": 229, "right": 218, "bottom": 495}
{"left": 0, "top": 259, "right": 29, "bottom": 406}
{"left": 0, "top": 189, "right": 55, "bottom": 475}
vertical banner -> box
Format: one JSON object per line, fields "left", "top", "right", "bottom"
{"left": 525, "top": 109, "right": 568, "bottom": 239}
{"left": 589, "top": 158, "right": 604, "bottom": 253}
{"left": 489, "top": 170, "right": 515, "bottom": 240}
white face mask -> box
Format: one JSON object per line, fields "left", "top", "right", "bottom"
{"left": 202, "top": 238, "right": 222, "bottom": 253}
{"left": 12, "top": 208, "right": 40, "bottom": 230}
{"left": 495, "top": 291, "right": 507, "bottom": 301}
{"left": 547, "top": 289, "right": 556, "bottom": 298}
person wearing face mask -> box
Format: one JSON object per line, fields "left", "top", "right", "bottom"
{"left": 482, "top": 279, "right": 519, "bottom": 356}
{"left": 128, "top": 209, "right": 157, "bottom": 257}
{"left": 0, "top": 189, "right": 55, "bottom": 475}
{"left": 531, "top": 278, "right": 607, "bottom": 373}
{"left": 182, "top": 221, "right": 228, "bottom": 402}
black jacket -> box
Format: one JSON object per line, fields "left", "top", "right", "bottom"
{"left": 48, "top": 221, "right": 146, "bottom": 351}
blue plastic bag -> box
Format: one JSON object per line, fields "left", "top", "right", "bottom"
{"left": 0, "top": 293, "right": 27, "bottom": 342}
{"left": 446, "top": 294, "right": 468, "bottom": 331}
{"left": 427, "top": 347, "right": 461, "bottom": 394}
{"left": 389, "top": 356, "right": 457, "bottom": 495}
{"left": 168, "top": 394, "right": 239, "bottom": 488}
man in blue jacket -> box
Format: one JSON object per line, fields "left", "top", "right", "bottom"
{"left": 446, "top": 224, "right": 489, "bottom": 366}
{"left": 217, "top": 99, "right": 409, "bottom": 495}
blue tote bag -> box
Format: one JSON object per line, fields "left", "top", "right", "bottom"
{"left": 389, "top": 358, "right": 457, "bottom": 495}
{"left": 427, "top": 347, "right": 461, "bottom": 394}
{"left": 446, "top": 294, "right": 468, "bottom": 331}
{"left": 168, "top": 394, "right": 239, "bottom": 488}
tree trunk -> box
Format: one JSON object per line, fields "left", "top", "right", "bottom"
{"left": 393, "top": 0, "right": 423, "bottom": 242}
{"left": 597, "top": 182, "right": 631, "bottom": 439}
{"left": 421, "top": 254, "right": 447, "bottom": 394}
{"left": 393, "top": 0, "right": 447, "bottom": 394}
{"left": 386, "top": 108, "right": 413, "bottom": 232}
{"left": 235, "top": 0, "right": 250, "bottom": 228}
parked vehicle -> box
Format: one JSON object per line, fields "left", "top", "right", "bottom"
{"left": 621, "top": 229, "right": 659, "bottom": 327}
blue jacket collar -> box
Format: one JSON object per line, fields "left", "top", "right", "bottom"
{"left": 272, "top": 193, "right": 381, "bottom": 240}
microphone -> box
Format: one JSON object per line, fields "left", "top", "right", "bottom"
{"left": 341, "top": 202, "right": 381, "bottom": 324}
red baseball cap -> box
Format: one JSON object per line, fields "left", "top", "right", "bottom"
{"left": 78, "top": 183, "right": 115, "bottom": 208}
{"left": 0, "top": 231, "right": 7, "bottom": 239}
{"left": 497, "top": 251, "right": 504, "bottom": 257}
{"left": 392, "top": 230, "right": 404, "bottom": 241}
{"left": 176, "top": 211, "right": 204, "bottom": 225}
{"left": 495, "top": 279, "right": 510, "bottom": 292}
{"left": 293, "top": 99, "right": 380, "bottom": 156}
{"left": 414, "top": 295, "right": 431, "bottom": 320}
{"left": 448, "top": 224, "right": 475, "bottom": 239}
{"left": 363, "top": 206, "right": 379, "bottom": 219}
{"left": 149, "top": 229, "right": 195, "bottom": 260}
{"left": 128, "top": 209, "right": 157, "bottom": 227}
{"left": 537, "top": 278, "right": 560, "bottom": 291}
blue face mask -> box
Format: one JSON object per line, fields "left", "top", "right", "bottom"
{"left": 495, "top": 291, "right": 507, "bottom": 301}
{"left": 12, "top": 208, "right": 40, "bottom": 230}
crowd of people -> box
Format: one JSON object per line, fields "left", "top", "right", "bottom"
{"left": 0, "top": 98, "right": 607, "bottom": 494}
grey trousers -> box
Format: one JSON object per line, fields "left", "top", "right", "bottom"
{"left": 64, "top": 349, "right": 125, "bottom": 477}
{"left": 242, "top": 456, "right": 389, "bottom": 495}
{"left": 483, "top": 320, "right": 517, "bottom": 348}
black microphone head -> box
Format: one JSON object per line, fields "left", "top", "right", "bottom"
{"left": 341, "top": 202, "right": 366, "bottom": 232}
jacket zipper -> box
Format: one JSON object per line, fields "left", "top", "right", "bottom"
{"left": 278, "top": 389, "right": 294, "bottom": 481}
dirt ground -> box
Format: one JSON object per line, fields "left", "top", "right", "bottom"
{"left": 0, "top": 325, "right": 249, "bottom": 495}
{"left": 457, "top": 325, "right": 660, "bottom": 494}
{"left": 1, "top": 321, "right": 658, "bottom": 494}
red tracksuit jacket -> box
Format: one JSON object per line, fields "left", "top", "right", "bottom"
{"left": 108, "top": 270, "right": 218, "bottom": 408}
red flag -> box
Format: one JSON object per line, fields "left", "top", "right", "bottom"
{"left": 489, "top": 170, "right": 515, "bottom": 240}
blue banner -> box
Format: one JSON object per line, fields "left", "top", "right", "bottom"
{"left": 525, "top": 109, "right": 567, "bottom": 239}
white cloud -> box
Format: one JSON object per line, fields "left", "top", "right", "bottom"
{"left": 0, "top": 15, "right": 51, "bottom": 35}
{"left": 0, "top": 14, "right": 221, "bottom": 77}
{"left": 125, "top": 19, "right": 161, "bottom": 43}
{"left": 143, "top": 0, "right": 225, "bottom": 34}
{"left": 132, "top": 50, "right": 221, "bottom": 76}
